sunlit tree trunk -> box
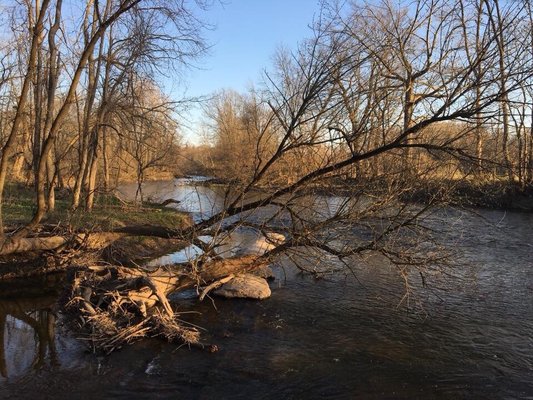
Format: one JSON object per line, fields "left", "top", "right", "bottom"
{"left": 488, "top": 1, "right": 512, "bottom": 182}
{"left": 32, "top": 0, "right": 46, "bottom": 187}
{"left": 42, "top": 0, "right": 63, "bottom": 211}
{"left": 0, "top": 0, "right": 51, "bottom": 234}
{"left": 20, "top": 0, "right": 142, "bottom": 236}
{"left": 72, "top": 1, "right": 98, "bottom": 210}
{"left": 86, "top": 5, "right": 113, "bottom": 210}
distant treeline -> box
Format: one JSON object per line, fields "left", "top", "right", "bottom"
{"left": 184, "top": 1, "right": 533, "bottom": 192}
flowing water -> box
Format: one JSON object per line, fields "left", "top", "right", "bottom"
{"left": 0, "top": 178, "right": 532, "bottom": 399}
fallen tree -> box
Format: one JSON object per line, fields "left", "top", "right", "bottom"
{"left": 0, "top": 236, "right": 70, "bottom": 255}
{"left": 2, "top": 0, "right": 533, "bottom": 354}
{"left": 0, "top": 227, "right": 173, "bottom": 256}
{"left": 65, "top": 255, "right": 268, "bottom": 353}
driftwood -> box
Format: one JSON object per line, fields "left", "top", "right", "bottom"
{"left": 0, "top": 223, "right": 274, "bottom": 353}
{"left": 65, "top": 255, "right": 267, "bottom": 353}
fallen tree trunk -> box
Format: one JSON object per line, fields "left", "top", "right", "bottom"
{"left": 0, "top": 225, "right": 177, "bottom": 256}
{"left": 65, "top": 255, "right": 268, "bottom": 353}
{"left": 0, "top": 236, "right": 69, "bottom": 255}
{"left": 0, "top": 233, "right": 124, "bottom": 256}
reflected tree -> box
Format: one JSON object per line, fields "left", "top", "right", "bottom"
{"left": 0, "top": 296, "right": 58, "bottom": 378}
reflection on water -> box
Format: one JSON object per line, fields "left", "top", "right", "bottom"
{"left": 118, "top": 178, "right": 227, "bottom": 222}
{"left": 0, "top": 297, "right": 58, "bottom": 378}
{"left": 0, "top": 273, "right": 63, "bottom": 380}
{"left": 0, "top": 179, "right": 532, "bottom": 398}
{"left": 0, "top": 275, "right": 87, "bottom": 386}
{"left": 148, "top": 228, "right": 283, "bottom": 266}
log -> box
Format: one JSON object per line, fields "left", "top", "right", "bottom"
{"left": 0, "top": 236, "right": 68, "bottom": 255}
{"left": 0, "top": 232, "right": 127, "bottom": 256}
{"left": 0, "top": 228, "right": 170, "bottom": 256}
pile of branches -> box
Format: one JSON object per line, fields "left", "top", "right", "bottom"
{"left": 63, "top": 255, "right": 266, "bottom": 353}
{"left": 64, "top": 265, "right": 209, "bottom": 354}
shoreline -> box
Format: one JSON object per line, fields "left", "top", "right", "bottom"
{"left": 176, "top": 174, "right": 533, "bottom": 213}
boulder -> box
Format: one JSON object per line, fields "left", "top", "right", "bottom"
{"left": 214, "top": 274, "right": 271, "bottom": 300}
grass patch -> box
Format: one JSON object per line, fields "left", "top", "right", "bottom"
{"left": 4, "top": 183, "right": 190, "bottom": 231}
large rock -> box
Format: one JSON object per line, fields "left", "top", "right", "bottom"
{"left": 214, "top": 274, "right": 271, "bottom": 300}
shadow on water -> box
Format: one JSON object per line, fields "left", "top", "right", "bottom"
{"left": 0, "top": 178, "right": 532, "bottom": 399}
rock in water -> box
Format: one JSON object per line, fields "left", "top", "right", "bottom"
{"left": 214, "top": 274, "right": 271, "bottom": 300}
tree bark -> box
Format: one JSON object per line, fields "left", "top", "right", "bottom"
{"left": 0, "top": 236, "right": 68, "bottom": 255}
{"left": 72, "top": 2, "right": 99, "bottom": 210}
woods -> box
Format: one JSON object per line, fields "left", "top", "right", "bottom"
{"left": 0, "top": 0, "right": 206, "bottom": 230}
{"left": 1, "top": 0, "right": 533, "bottom": 352}
{"left": 204, "top": 0, "right": 533, "bottom": 189}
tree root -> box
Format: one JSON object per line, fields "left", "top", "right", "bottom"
{"left": 66, "top": 265, "right": 201, "bottom": 354}
{"left": 64, "top": 255, "right": 267, "bottom": 353}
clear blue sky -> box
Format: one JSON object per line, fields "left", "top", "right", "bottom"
{"left": 176, "top": 0, "right": 322, "bottom": 142}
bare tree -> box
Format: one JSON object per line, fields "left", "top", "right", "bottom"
{"left": 0, "top": 0, "right": 209, "bottom": 243}
{"left": 0, "top": 0, "right": 51, "bottom": 234}
{"left": 193, "top": 0, "right": 533, "bottom": 283}
{"left": 119, "top": 76, "right": 181, "bottom": 203}
{"left": 1, "top": 0, "right": 533, "bottom": 351}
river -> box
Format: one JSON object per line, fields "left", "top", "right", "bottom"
{"left": 1, "top": 178, "right": 532, "bottom": 399}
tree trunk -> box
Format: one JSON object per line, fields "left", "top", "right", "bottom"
{"left": 0, "top": 0, "right": 51, "bottom": 234}
{"left": 489, "top": 1, "right": 512, "bottom": 182}
{"left": 11, "top": 153, "right": 25, "bottom": 181}
{"left": 20, "top": 0, "right": 142, "bottom": 236}
{"left": 102, "top": 127, "right": 110, "bottom": 191}
{"left": 403, "top": 77, "right": 415, "bottom": 175}
{"left": 46, "top": 153, "right": 56, "bottom": 211}
{"left": 41, "top": 0, "right": 62, "bottom": 213}
{"left": 32, "top": 21, "right": 45, "bottom": 187}
{"left": 0, "top": 236, "right": 68, "bottom": 255}
{"left": 85, "top": 135, "right": 99, "bottom": 210}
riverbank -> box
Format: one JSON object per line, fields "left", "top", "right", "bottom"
{"left": 0, "top": 183, "right": 192, "bottom": 279}
{"left": 402, "top": 180, "right": 533, "bottom": 211}
{"left": 4, "top": 183, "right": 190, "bottom": 230}
{"left": 184, "top": 174, "right": 533, "bottom": 212}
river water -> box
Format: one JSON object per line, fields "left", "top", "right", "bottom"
{"left": 1, "top": 178, "right": 532, "bottom": 399}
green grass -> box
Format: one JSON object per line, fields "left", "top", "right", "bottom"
{"left": 3, "top": 183, "right": 189, "bottom": 231}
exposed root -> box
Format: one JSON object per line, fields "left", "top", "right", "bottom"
{"left": 65, "top": 265, "right": 201, "bottom": 353}
{"left": 63, "top": 255, "right": 267, "bottom": 353}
